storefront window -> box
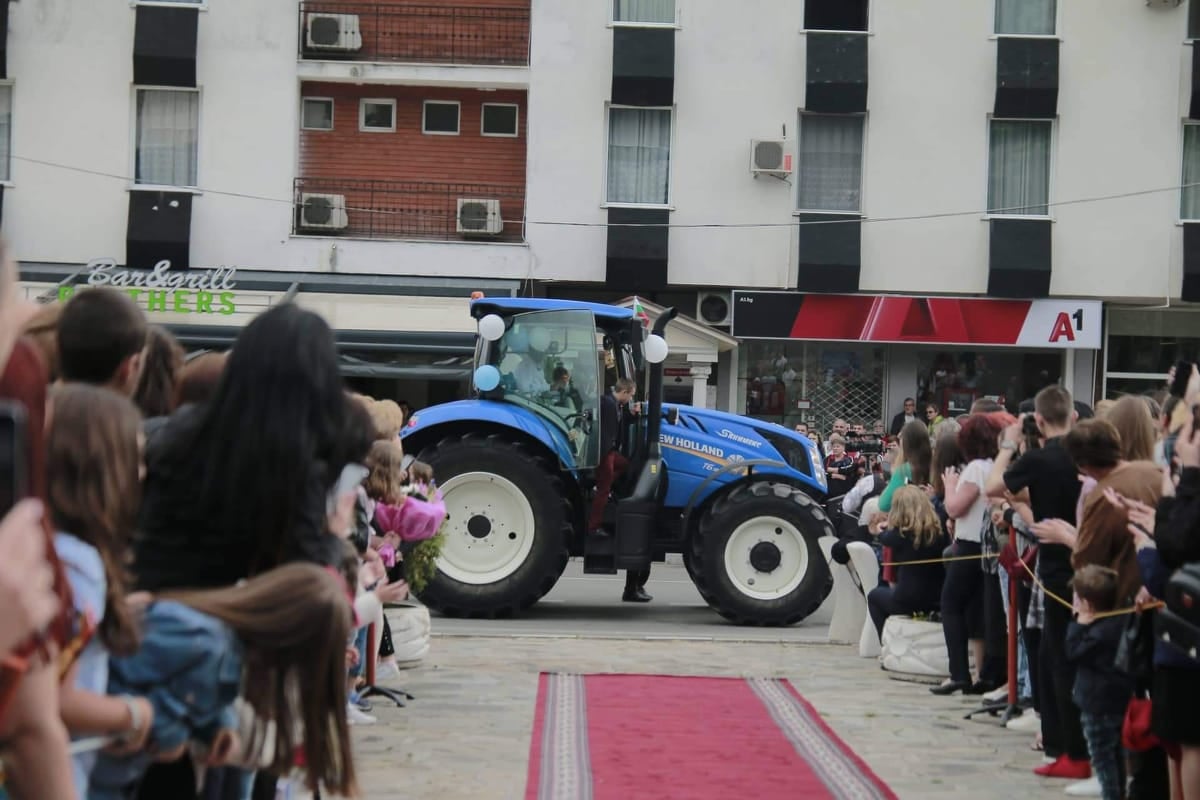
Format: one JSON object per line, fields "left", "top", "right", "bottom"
{"left": 915, "top": 349, "right": 1061, "bottom": 416}
{"left": 740, "top": 341, "right": 886, "bottom": 434}
{"left": 1103, "top": 309, "right": 1200, "bottom": 399}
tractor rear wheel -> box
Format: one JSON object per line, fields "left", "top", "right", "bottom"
{"left": 415, "top": 433, "right": 571, "bottom": 618}
{"left": 690, "top": 481, "right": 833, "bottom": 626}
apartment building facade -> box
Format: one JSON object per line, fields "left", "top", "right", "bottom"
{"left": 1, "top": 0, "right": 1197, "bottom": 424}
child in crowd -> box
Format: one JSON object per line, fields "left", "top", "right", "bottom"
{"left": 89, "top": 563, "right": 359, "bottom": 799}
{"left": 46, "top": 384, "right": 155, "bottom": 796}
{"left": 866, "top": 486, "right": 949, "bottom": 639}
{"left": 1065, "top": 564, "right": 1134, "bottom": 800}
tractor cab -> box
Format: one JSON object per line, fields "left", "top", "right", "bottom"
{"left": 469, "top": 298, "right": 672, "bottom": 573}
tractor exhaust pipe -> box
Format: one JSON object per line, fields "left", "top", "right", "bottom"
{"left": 643, "top": 307, "right": 677, "bottom": 461}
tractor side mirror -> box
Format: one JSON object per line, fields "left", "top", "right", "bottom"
{"left": 664, "top": 407, "right": 679, "bottom": 426}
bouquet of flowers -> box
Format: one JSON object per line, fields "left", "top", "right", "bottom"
{"left": 373, "top": 482, "right": 448, "bottom": 594}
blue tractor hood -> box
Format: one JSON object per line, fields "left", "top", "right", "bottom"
{"left": 656, "top": 404, "right": 827, "bottom": 507}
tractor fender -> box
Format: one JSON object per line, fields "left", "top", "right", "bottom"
{"left": 678, "top": 459, "right": 812, "bottom": 538}
{"left": 401, "top": 399, "right": 578, "bottom": 471}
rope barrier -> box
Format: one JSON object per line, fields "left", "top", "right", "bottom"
{"left": 871, "top": 547, "right": 1165, "bottom": 619}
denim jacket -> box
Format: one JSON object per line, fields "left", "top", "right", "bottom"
{"left": 87, "top": 601, "right": 243, "bottom": 799}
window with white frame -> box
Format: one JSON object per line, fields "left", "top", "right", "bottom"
{"left": 797, "top": 114, "right": 864, "bottom": 213}
{"left": 359, "top": 99, "right": 395, "bottom": 132}
{"left": 995, "top": 0, "right": 1056, "bottom": 36}
{"left": 135, "top": 88, "right": 199, "bottom": 187}
{"left": 987, "top": 119, "right": 1051, "bottom": 216}
{"left": 0, "top": 84, "right": 11, "bottom": 183}
{"left": 422, "top": 101, "right": 460, "bottom": 135}
{"left": 612, "top": 0, "right": 675, "bottom": 25}
{"left": 481, "top": 103, "right": 519, "bottom": 137}
{"left": 1182, "top": 123, "right": 1200, "bottom": 220}
{"left": 607, "top": 107, "right": 671, "bottom": 205}
{"left": 301, "top": 98, "right": 334, "bottom": 131}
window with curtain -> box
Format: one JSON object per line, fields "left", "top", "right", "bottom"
{"left": 613, "top": 0, "right": 675, "bottom": 24}
{"left": 987, "top": 119, "right": 1051, "bottom": 216}
{"left": 607, "top": 107, "right": 671, "bottom": 205}
{"left": 995, "top": 0, "right": 1056, "bottom": 35}
{"left": 0, "top": 85, "right": 11, "bottom": 183}
{"left": 1182, "top": 125, "right": 1200, "bottom": 220}
{"left": 797, "top": 114, "right": 864, "bottom": 212}
{"left": 135, "top": 89, "right": 199, "bottom": 187}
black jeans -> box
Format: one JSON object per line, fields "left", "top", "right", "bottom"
{"left": 940, "top": 541, "right": 984, "bottom": 683}
{"left": 867, "top": 585, "right": 929, "bottom": 640}
{"left": 980, "top": 571, "right": 1008, "bottom": 686}
{"left": 1039, "top": 577, "right": 1089, "bottom": 761}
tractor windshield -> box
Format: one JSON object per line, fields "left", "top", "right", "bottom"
{"left": 487, "top": 309, "right": 603, "bottom": 469}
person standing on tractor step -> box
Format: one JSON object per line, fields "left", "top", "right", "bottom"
{"left": 589, "top": 378, "right": 652, "bottom": 603}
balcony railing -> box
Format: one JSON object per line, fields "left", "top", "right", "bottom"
{"left": 298, "top": 2, "right": 529, "bottom": 66}
{"left": 293, "top": 178, "right": 525, "bottom": 243}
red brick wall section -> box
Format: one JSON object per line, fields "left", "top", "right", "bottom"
{"left": 298, "top": 83, "right": 527, "bottom": 241}
{"left": 303, "top": 0, "right": 529, "bottom": 65}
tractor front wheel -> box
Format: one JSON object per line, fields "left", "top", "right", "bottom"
{"left": 415, "top": 433, "right": 571, "bottom": 617}
{"left": 690, "top": 481, "right": 833, "bottom": 626}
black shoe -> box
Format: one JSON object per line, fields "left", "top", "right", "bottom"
{"left": 929, "top": 680, "right": 971, "bottom": 696}
{"left": 622, "top": 588, "right": 652, "bottom": 603}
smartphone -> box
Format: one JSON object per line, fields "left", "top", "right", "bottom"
{"left": 0, "top": 401, "right": 28, "bottom": 517}
{"left": 326, "top": 462, "right": 370, "bottom": 515}
{"left": 1170, "top": 361, "right": 1197, "bottom": 399}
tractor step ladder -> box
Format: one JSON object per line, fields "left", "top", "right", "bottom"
{"left": 583, "top": 527, "right": 618, "bottom": 574}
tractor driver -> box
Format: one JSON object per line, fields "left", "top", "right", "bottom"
{"left": 549, "top": 365, "right": 583, "bottom": 412}
{"left": 589, "top": 378, "right": 652, "bottom": 603}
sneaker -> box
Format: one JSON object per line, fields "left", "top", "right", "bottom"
{"left": 1006, "top": 710, "right": 1041, "bottom": 732}
{"left": 1034, "top": 756, "right": 1091, "bottom": 780}
{"left": 983, "top": 684, "right": 1009, "bottom": 703}
{"left": 1064, "top": 776, "right": 1102, "bottom": 797}
{"left": 374, "top": 660, "right": 403, "bottom": 685}
{"left": 346, "top": 703, "right": 377, "bottom": 726}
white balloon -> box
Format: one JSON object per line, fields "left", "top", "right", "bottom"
{"left": 643, "top": 334, "right": 669, "bottom": 364}
{"left": 528, "top": 327, "right": 551, "bottom": 352}
{"left": 474, "top": 365, "right": 501, "bottom": 391}
{"left": 477, "top": 314, "right": 506, "bottom": 342}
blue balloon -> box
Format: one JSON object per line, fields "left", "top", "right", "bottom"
{"left": 474, "top": 365, "right": 501, "bottom": 392}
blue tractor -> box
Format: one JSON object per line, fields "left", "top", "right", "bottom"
{"left": 400, "top": 297, "right": 835, "bottom": 626}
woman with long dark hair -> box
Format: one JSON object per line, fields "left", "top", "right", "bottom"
{"left": 131, "top": 303, "right": 359, "bottom": 797}
{"left": 877, "top": 420, "right": 932, "bottom": 513}
{"left": 133, "top": 303, "right": 352, "bottom": 590}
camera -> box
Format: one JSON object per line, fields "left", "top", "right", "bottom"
{"left": 1021, "top": 414, "right": 1040, "bottom": 437}
{"left": 845, "top": 435, "right": 884, "bottom": 456}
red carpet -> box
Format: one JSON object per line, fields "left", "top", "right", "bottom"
{"left": 524, "top": 673, "right": 896, "bottom": 800}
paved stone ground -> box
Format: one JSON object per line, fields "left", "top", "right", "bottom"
{"left": 351, "top": 633, "right": 1069, "bottom": 800}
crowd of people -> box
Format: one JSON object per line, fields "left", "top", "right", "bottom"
{"left": 0, "top": 246, "right": 436, "bottom": 799}
{"left": 823, "top": 382, "right": 1200, "bottom": 800}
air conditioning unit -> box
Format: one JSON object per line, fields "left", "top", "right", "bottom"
{"left": 750, "top": 139, "right": 792, "bottom": 176}
{"left": 305, "top": 13, "right": 363, "bottom": 52}
{"left": 299, "top": 193, "right": 349, "bottom": 231}
{"left": 696, "top": 291, "right": 733, "bottom": 327}
{"left": 456, "top": 198, "right": 503, "bottom": 236}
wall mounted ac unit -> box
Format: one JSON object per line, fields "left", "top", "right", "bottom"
{"left": 299, "top": 193, "right": 349, "bottom": 231}
{"left": 456, "top": 198, "right": 503, "bottom": 235}
{"left": 305, "top": 13, "right": 363, "bottom": 52}
{"left": 696, "top": 291, "right": 733, "bottom": 327}
{"left": 750, "top": 139, "right": 793, "bottom": 176}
